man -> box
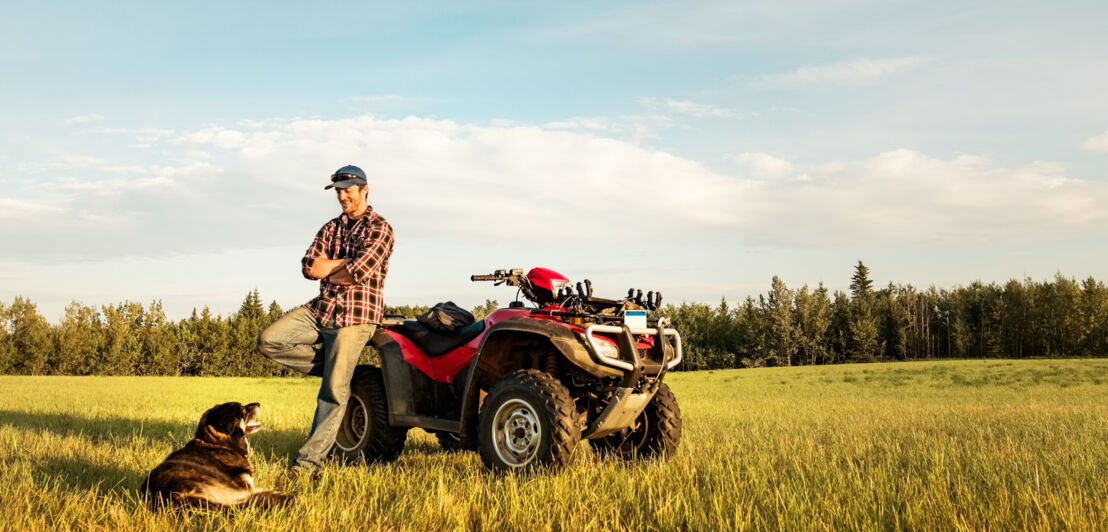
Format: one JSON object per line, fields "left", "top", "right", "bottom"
{"left": 258, "top": 164, "right": 394, "bottom": 479}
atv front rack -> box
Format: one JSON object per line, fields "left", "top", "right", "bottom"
{"left": 528, "top": 308, "right": 649, "bottom": 325}
{"left": 582, "top": 318, "right": 683, "bottom": 373}
{"left": 579, "top": 317, "right": 683, "bottom": 439}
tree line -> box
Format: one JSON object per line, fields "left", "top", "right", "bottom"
{"left": 0, "top": 292, "right": 493, "bottom": 377}
{"left": 670, "top": 262, "right": 1108, "bottom": 370}
{"left": 1, "top": 262, "right": 1105, "bottom": 375}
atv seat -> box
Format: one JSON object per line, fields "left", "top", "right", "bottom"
{"left": 393, "top": 319, "right": 486, "bottom": 357}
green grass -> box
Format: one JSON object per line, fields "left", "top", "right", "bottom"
{"left": 1, "top": 359, "right": 1107, "bottom": 531}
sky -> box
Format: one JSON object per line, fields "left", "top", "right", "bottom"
{"left": 2, "top": 0, "right": 1107, "bottom": 322}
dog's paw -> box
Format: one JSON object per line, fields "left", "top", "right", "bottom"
{"left": 251, "top": 490, "right": 296, "bottom": 508}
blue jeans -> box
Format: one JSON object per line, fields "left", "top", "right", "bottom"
{"left": 258, "top": 306, "right": 376, "bottom": 471}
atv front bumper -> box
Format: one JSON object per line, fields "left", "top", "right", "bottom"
{"left": 581, "top": 317, "right": 683, "bottom": 375}
{"left": 579, "top": 318, "right": 683, "bottom": 439}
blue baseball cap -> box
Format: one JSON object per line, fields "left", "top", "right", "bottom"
{"left": 325, "top": 165, "right": 368, "bottom": 190}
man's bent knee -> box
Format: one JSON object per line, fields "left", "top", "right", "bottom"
{"left": 257, "top": 324, "right": 285, "bottom": 359}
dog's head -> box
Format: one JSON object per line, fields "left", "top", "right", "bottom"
{"left": 194, "top": 402, "right": 262, "bottom": 452}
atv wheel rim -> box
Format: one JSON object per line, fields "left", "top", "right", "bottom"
{"left": 608, "top": 414, "right": 650, "bottom": 455}
{"left": 334, "top": 395, "right": 368, "bottom": 452}
{"left": 491, "top": 399, "right": 541, "bottom": 467}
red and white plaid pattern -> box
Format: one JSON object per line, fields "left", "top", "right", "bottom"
{"left": 301, "top": 207, "right": 394, "bottom": 327}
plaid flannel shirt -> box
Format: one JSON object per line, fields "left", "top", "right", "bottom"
{"left": 301, "top": 207, "right": 393, "bottom": 327}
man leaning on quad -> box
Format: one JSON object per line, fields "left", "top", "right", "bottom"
{"left": 257, "top": 164, "right": 394, "bottom": 481}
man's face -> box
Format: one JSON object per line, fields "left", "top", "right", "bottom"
{"left": 336, "top": 185, "right": 368, "bottom": 216}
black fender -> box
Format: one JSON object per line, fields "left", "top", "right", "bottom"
{"left": 370, "top": 330, "right": 434, "bottom": 424}
{"left": 457, "top": 317, "right": 621, "bottom": 443}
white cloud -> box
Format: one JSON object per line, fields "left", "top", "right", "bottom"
{"left": 541, "top": 113, "right": 672, "bottom": 145}
{"left": 533, "top": 1, "right": 879, "bottom": 49}
{"left": 534, "top": 3, "right": 747, "bottom": 47}
{"left": 174, "top": 127, "right": 246, "bottom": 149}
{"left": 543, "top": 118, "right": 624, "bottom": 133}
{"left": 51, "top": 162, "right": 219, "bottom": 196}
{"left": 756, "top": 56, "right": 932, "bottom": 88}
{"left": 64, "top": 113, "right": 104, "bottom": 124}
{"left": 1081, "top": 130, "right": 1108, "bottom": 152}
{"left": 0, "top": 115, "right": 750, "bottom": 262}
{"left": 735, "top": 149, "right": 1107, "bottom": 244}
{"left": 90, "top": 128, "right": 176, "bottom": 144}
{"left": 17, "top": 154, "right": 105, "bottom": 173}
{"left": 344, "top": 94, "right": 432, "bottom": 110}
{"left": 540, "top": 97, "right": 749, "bottom": 144}
{"left": 6, "top": 115, "right": 1108, "bottom": 322}
{"left": 4, "top": 115, "right": 1106, "bottom": 266}
{"left": 639, "top": 98, "right": 751, "bottom": 119}
{"left": 734, "top": 152, "right": 794, "bottom": 177}
{"left": 0, "top": 198, "right": 64, "bottom": 220}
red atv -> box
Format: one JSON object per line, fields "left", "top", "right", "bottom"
{"left": 332, "top": 267, "right": 683, "bottom": 472}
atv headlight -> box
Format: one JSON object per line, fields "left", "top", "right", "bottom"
{"left": 593, "top": 339, "right": 619, "bottom": 360}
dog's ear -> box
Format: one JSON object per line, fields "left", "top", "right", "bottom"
{"left": 194, "top": 407, "right": 214, "bottom": 440}
{"left": 195, "top": 402, "right": 244, "bottom": 442}
{"left": 222, "top": 403, "right": 245, "bottom": 437}
{"left": 229, "top": 420, "right": 246, "bottom": 439}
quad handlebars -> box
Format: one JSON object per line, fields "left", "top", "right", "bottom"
{"left": 471, "top": 268, "right": 663, "bottom": 312}
{"left": 470, "top": 269, "right": 525, "bottom": 285}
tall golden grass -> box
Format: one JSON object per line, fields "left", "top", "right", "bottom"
{"left": 1, "top": 359, "right": 1106, "bottom": 530}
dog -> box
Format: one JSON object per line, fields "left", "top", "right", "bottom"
{"left": 143, "top": 401, "right": 294, "bottom": 509}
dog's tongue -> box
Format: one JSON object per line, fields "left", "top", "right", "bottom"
{"left": 246, "top": 421, "right": 262, "bottom": 434}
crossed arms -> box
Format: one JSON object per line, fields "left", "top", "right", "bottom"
{"left": 301, "top": 219, "right": 394, "bottom": 287}
{"left": 306, "top": 258, "right": 356, "bottom": 286}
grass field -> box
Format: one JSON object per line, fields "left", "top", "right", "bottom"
{"left": 1, "top": 359, "right": 1106, "bottom": 531}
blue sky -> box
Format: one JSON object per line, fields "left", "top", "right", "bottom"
{"left": 2, "top": 1, "right": 1107, "bottom": 321}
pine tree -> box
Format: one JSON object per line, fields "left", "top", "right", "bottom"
{"left": 100, "top": 302, "right": 146, "bottom": 375}
{"left": 794, "top": 283, "right": 832, "bottom": 365}
{"left": 267, "top": 301, "right": 284, "bottom": 323}
{"left": 850, "top": 308, "right": 881, "bottom": 361}
{"left": 53, "top": 301, "right": 103, "bottom": 375}
{"left": 0, "top": 301, "right": 12, "bottom": 374}
{"left": 143, "top": 300, "right": 177, "bottom": 375}
{"left": 384, "top": 304, "right": 431, "bottom": 319}
{"left": 733, "top": 297, "right": 761, "bottom": 367}
{"left": 850, "top": 261, "right": 874, "bottom": 299}
{"left": 1051, "top": 274, "right": 1084, "bottom": 357}
{"left": 177, "top": 309, "right": 203, "bottom": 375}
{"left": 229, "top": 290, "right": 268, "bottom": 376}
{"left": 238, "top": 289, "right": 265, "bottom": 321}
{"left": 1000, "top": 279, "right": 1029, "bottom": 358}
{"left": 762, "top": 276, "right": 797, "bottom": 366}
{"left": 7, "top": 298, "right": 52, "bottom": 375}
{"left": 827, "top": 290, "right": 852, "bottom": 363}
{"left": 706, "top": 298, "right": 738, "bottom": 368}
{"left": 1081, "top": 277, "right": 1108, "bottom": 356}
{"left": 196, "top": 307, "right": 230, "bottom": 376}
{"left": 471, "top": 299, "right": 499, "bottom": 320}
{"left": 848, "top": 262, "right": 881, "bottom": 361}
{"left": 877, "top": 283, "right": 908, "bottom": 360}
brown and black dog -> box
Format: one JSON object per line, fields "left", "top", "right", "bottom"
{"left": 143, "top": 401, "right": 293, "bottom": 509}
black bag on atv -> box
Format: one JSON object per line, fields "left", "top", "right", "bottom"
{"left": 417, "top": 301, "right": 475, "bottom": 333}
